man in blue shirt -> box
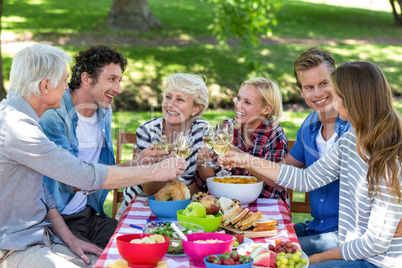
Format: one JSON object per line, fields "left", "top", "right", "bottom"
{"left": 282, "top": 47, "right": 351, "bottom": 256}
{"left": 41, "top": 44, "right": 135, "bottom": 249}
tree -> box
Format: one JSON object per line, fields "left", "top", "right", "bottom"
{"left": 207, "top": 0, "right": 281, "bottom": 70}
{"left": 107, "top": 0, "right": 161, "bottom": 31}
{"left": 107, "top": 0, "right": 281, "bottom": 71}
{"left": 389, "top": 0, "right": 402, "bottom": 26}
{"left": 0, "top": 0, "right": 6, "bottom": 100}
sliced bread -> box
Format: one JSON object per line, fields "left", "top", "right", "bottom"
{"left": 222, "top": 205, "right": 243, "bottom": 226}
{"left": 253, "top": 217, "right": 278, "bottom": 228}
{"left": 239, "top": 211, "right": 264, "bottom": 231}
{"left": 221, "top": 203, "right": 241, "bottom": 222}
{"left": 231, "top": 208, "right": 249, "bottom": 225}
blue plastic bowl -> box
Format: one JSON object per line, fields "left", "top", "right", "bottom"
{"left": 148, "top": 195, "right": 190, "bottom": 221}
{"left": 204, "top": 254, "right": 253, "bottom": 268}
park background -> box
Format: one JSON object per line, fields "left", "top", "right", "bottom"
{"left": 1, "top": 0, "right": 402, "bottom": 222}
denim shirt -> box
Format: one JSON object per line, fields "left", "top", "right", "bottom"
{"left": 40, "top": 89, "right": 115, "bottom": 217}
{"left": 289, "top": 111, "right": 351, "bottom": 235}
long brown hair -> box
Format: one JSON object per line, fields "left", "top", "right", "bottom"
{"left": 331, "top": 61, "right": 401, "bottom": 203}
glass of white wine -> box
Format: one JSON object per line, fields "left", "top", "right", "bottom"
{"left": 201, "top": 124, "right": 216, "bottom": 167}
{"left": 152, "top": 132, "right": 171, "bottom": 152}
{"left": 173, "top": 131, "right": 193, "bottom": 182}
{"left": 212, "top": 126, "right": 231, "bottom": 177}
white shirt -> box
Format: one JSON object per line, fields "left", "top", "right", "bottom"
{"left": 316, "top": 124, "right": 337, "bottom": 158}
{"left": 61, "top": 112, "right": 103, "bottom": 215}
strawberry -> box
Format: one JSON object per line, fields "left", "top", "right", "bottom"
{"left": 207, "top": 255, "right": 217, "bottom": 263}
{"left": 235, "top": 233, "right": 245, "bottom": 244}
{"left": 230, "top": 250, "right": 240, "bottom": 262}
{"left": 212, "top": 258, "right": 222, "bottom": 264}
{"left": 223, "top": 259, "right": 235, "bottom": 265}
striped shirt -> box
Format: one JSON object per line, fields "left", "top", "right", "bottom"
{"left": 122, "top": 117, "right": 210, "bottom": 206}
{"left": 277, "top": 130, "right": 402, "bottom": 268}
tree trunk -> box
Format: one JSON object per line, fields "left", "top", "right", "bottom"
{"left": 107, "top": 0, "right": 162, "bottom": 31}
{"left": 0, "top": 0, "right": 6, "bottom": 100}
{"left": 389, "top": 0, "right": 402, "bottom": 26}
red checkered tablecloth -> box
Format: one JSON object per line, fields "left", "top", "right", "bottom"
{"left": 94, "top": 197, "right": 297, "bottom": 268}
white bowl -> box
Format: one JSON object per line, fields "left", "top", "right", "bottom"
{"left": 206, "top": 176, "right": 263, "bottom": 207}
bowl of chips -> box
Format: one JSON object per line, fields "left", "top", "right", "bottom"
{"left": 206, "top": 176, "right": 263, "bottom": 207}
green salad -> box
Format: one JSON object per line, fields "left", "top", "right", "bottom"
{"left": 149, "top": 222, "right": 200, "bottom": 254}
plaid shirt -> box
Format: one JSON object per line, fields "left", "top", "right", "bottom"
{"left": 195, "top": 118, "right": 290, "bottom": 207}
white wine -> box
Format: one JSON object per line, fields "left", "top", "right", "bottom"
{"left": 213, "top": 142, "right": 230, "bottom": 157}
{"left": 202, "top": 136, "right": 213, "bottom": 148}
{"left": 175, "top": 148, "right": 191, "bottom": 159}
{"left": 153, "top": 142, "right": 169, "bottom": 151}
{"left": 228, "top": 134, "right": 234, "bottom": 143}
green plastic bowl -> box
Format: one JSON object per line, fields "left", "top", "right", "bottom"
{"left": 177, "top": 209, "right": 222, "bottom": 232}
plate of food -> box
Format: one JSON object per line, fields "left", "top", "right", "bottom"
{"left": 237, "top": 240, "right": 309, "bottom": 267}
{"left": 143, "top": 221, "right": 204, "bottom": 257}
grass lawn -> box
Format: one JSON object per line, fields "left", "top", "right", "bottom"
{"left": 2, "top": 0, "right": 402, "bottom": 105}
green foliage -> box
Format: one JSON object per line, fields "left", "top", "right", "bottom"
{"left": 2, "top": 0, "right": 402, "bottom": 109}
{"left": 207, "top": 0, "right": 281, "bottom": 70}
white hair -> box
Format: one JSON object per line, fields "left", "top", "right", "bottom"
{"left": 10, "top": 44, "right": 71, "bottom": 99}
{"left": 163, "top": 73, "right": 209, "bottom": 122}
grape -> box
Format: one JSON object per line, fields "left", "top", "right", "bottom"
{"left": 284, "top": 241, "right": 293, "bottom": 248}
{"left": 272, "top": 239, "right": 308, "bottom": 268}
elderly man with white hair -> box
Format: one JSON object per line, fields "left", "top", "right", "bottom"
{"left": 0, "top": 44, "right": 185, "bottom": 267}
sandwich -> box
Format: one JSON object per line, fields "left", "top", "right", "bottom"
{"left": 219, "top": 200, "right": 278, "bottom": 232}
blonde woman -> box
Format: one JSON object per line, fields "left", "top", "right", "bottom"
{"left": 220, "top": 62, "right": 402, "bottom": 267}
{"left": 196, "top": 77, "right": 289, "bottom": 207}
{"left": 117, "top": 73, "right": 210, "bottom": 217}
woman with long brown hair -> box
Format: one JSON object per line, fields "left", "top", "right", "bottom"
{"left": 220, "top": 61, "right": 402, "bottom": 267}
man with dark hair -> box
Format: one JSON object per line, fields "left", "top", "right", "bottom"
{"left": 282, "top": 47, "right": 351, "bottom": 255}
{"left": 40, "top": 44, "right": 162, "bottom": 249}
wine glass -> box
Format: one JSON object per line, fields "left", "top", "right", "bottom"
{"left": 201, "top": 124, "right": 216, "bottom": 167}
{"left": 212, "top": 124, "right": 231, "bottom": 177}
{"left": 173, "top": 131, "right": 193, "bottom": 182}
{"left": 152, "top": 132, "right": 171, "bottom": 152}
{"left": 219, "top": 120, "right": 234, "bottom": 143}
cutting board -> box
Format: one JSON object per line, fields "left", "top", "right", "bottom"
{"left": 221, "top": 224, "right": 277, "bottom": 238}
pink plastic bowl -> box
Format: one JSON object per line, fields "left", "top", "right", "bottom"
{"left": 182, "top": 232, "right": 235, "bottom": 267}
{"left": 116, "top": 233, "right": 170, "bottom": 268}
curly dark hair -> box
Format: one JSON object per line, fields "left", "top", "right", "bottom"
{"left": 69, "top": 44, "right": 128, "bottom": 90}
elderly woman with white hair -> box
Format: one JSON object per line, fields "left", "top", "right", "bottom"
{"left": 117, "top": 73, "right": 210, "bottom": 217}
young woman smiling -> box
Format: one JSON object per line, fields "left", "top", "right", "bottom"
{"left": 195, "top": 77, "right": 289, "bottom": 207}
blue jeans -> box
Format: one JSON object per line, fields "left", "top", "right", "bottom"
{"left": 310, "top": 260, "right": 377, "bottom": 268}
{"left": 295, "top": 221, "right": 339, "bottom": 256}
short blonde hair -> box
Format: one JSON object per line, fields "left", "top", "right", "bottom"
{"left": 241, "top": 77, "right": 283, "bottom": 125}
{"left": 163, "top": 73, "right": 209, "bottom": 122}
